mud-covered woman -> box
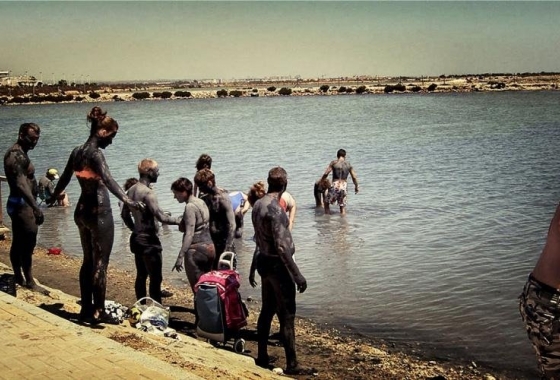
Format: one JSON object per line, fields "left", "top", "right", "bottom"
{"left": 170, "top": 177, "right": 215, "bottom": 292}
{"left": 49, "top": 106, "right": 143, "bottom": 324}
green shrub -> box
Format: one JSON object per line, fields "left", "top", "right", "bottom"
{"left": 10, "top": 96, "right": 28, "bottom": 104}
{"left": 152, "top": 92, "right": 162, "bottom": 98}
{"left": 229, "top": 90, "right": 243, "bottom": 97}
{"left": 174, "top": 91, "right": 192, "bottom": 98}
{"left": 278, "top": 87, "right": 292, "bottom": 96}
{"left": 161, "top": 91, "right": 172, "bottom": 99}
{"left": 338, "top": 86, "right": 347, "bottom": 93}
{"left": 267, "top": 86, "right": 276, "bottom": 92}
{"left": 410, "top": 86, "right": 422, "bottom": 93}
{"left": 427, "top": 83, "right": 438, "bottom": 92}
{"left": 319, "top": 85, "right": 330, "bottom": 92}
{"left": 216, "top": 89, "right": 228, "bottom": 97}
{"left": 89, "top": 92, "right": 101, "bottom": 99}
{"left": 132, "top": 92, "right": 150, "bottom": 100}
{"left": 356, "top": 85, "right": 367, "bottom": 94}
{"left": 346, "top": 87, "right": 355, "bottom": 93}
{"left": 384, "top": 85, "right": 394, "bottom": 93}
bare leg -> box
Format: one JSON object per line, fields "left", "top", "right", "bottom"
{"left": 91, "top": 212, "right": 114, "bottom": 320}
{"left": 134, "top": 252, "right": 148, "bottom": 301}
{"left": 256, "top": 275, "right": 277, "bottom": 368}
{"left": 10, "top": 206, "right": 48, "bottom": 294}
{"left": 77, "top": 224, "right": 94, "bottom": 319}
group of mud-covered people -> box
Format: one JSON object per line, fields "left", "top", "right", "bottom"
{"left": 3, "top": 106, "right": 361, "bottom": 376}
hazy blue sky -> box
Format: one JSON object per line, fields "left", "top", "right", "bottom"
{"left": 1, "top": 1, "right": 558, "bottom": 82}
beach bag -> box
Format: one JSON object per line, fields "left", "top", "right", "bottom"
{"left": 195, "top": 269, "right": 247, "bottom": 331}
{"left": 195, "top": 283, "right": 225, "bottom": 341}
{"left": 133, "top": 297, "right": 170, "bottom": 329}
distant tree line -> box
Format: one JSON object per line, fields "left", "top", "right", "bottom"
{"left": 130, "top": 91, "right": 193, "bottom": 100}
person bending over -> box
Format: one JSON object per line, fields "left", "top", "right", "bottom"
{"left": 314, "top": 176, "right": 331, "bottom": 208}
{"left": 121, "top": 159, "right": 180, "bottom": 304}
{"left": 3, "top": 122, "right": 47, "bottom": 293}
{"left": 229, "top": 190, "right": 250, "bottom": 238}
{"left": 49, "top": 106, "right": 143, "bottom": 324}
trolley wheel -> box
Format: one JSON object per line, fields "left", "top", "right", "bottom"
{"left": 233, "top": 338, "right": 246, "bottom": 353}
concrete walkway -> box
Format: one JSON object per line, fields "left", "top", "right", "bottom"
{"left": 0, "top": 290, "right": 202, "bottom": 380}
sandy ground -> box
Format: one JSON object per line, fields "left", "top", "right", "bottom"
{"left": 0, "top": 236, "right": 528, "bottom": 380}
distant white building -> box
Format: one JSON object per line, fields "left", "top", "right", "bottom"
{"left": 0, "top": 70, "right": 13, "bottom": 86}
{"left": 0, "top": 71, "right": 38, "bottom": 87}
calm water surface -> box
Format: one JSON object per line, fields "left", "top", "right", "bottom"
{"left": 2, "top": 92, "right": 559, "bottom": 378}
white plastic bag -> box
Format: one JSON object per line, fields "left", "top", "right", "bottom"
{"left": 133, "top": 297, "right": 170, "bottom": 329}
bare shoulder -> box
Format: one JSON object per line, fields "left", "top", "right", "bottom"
{"left": 5, "top": 145, "right": 25, "bottom": 161}
{"left": 4, "top": 148, "right": 28, "bottom": 172}
{"left": 136, "top": 183, "right": 154, "bottom": 201}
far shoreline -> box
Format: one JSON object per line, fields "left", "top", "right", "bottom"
{"left": 1, "top": 73, "right": 558, "bottom": 106}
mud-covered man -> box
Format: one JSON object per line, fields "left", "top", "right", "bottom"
{"left": 520, "top": 201, "right": 560, "bottom": 378}
{"left": 121, "top": 159, "right": 181, "bottom": 303}
{"left": 252, "top": 166, "right": 311, "bottom": 375}
{"left": 194, "top": 168, "right": 235, "bottom": 268}
{"left": 322, "top": 148, "right": 359, "bottom": 215}
{"left": 3, "top": 123, "right": 47, "bottom": 293}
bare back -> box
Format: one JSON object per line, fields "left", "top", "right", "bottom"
{"left": 125, "top": 183, "right": 160, "bottom": 235}
{"left": 331, "top": 159, "right": 352, "bottom": 181}
{"left": 67, "top": 142, "right": 129, "bottom": 212}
